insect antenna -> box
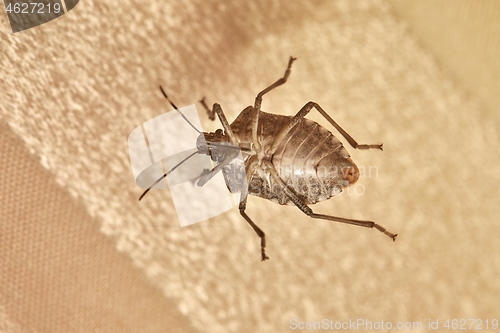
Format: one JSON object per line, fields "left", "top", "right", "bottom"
{"left": 139, "top": 87, "right": 208, "bottom": 201}
{"left": 138, "top": 150, "right": 200, "bottom": 201}
{"left": 159, "top": 85, "right": 201, "bottom": 134}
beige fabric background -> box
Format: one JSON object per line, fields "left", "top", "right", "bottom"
{"left": 1, "top": 1, "right": 499, "bottom": 332}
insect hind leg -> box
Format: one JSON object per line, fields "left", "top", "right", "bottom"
{"left": 262, "top": 160, "right": 397, "bottom": 241}
{"left": 307, "top": 212, "right": 398, "bottom": 241}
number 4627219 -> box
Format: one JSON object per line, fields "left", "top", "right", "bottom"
{"left": 5, "top": 2, "right": 62, "bottom": 14}
{"left": 443, "top": 319, "right": 498, "bottom": 330}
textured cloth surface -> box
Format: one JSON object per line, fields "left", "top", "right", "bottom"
{"left": 1, "top": 1, "right": 500, "bottom": 332}
{"left": 0, "top": 121, "right": 198, "bottom": 333}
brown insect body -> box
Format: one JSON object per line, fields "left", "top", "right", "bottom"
{"left": 144, "top": 57, "right": 397, "bottom": 261}
{"left": 217, "top": 107, "right": 359, "bottom": 206}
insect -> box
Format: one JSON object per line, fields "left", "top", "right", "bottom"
{"left": 140, "top": 56, "right": 397, "bottom": 261}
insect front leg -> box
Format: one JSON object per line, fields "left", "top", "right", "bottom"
{"left": 195, "top": 102, "right": 242, "bottom": 186}
{"left": 197, "top": 147, "right": 239, "bottom": 187}
{"left": 207, "top": 102, "right": 239, "bottom": 146}
{"left": 262, "top": 160, "right": 398, "bottom": 241}
{"left": 252, "top": 56, "right": 297, "bottom": 152}
{"left": 199, "top": 97, "right": 215, "bottom": 121}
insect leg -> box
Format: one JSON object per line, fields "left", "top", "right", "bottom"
{"left": 254, "top": 56, "right": 297, "bottom": 111}
{"left": 208, "top": 103, "right": 239, "bottom": 146}
{"left": 194, "top": 97, "right": 239, "bottom": 144}
{"left": 252, "top": 56, "right": 297, "bottom": 152}
{"left": 236, "top": 158, "right": 269, "bottom": 261}
{"left": 239, "top": 191, "right": 270, "bottom": 261}
{"left": 262, "top": 160, "right": 397, "bottom": 241}
{"left": 269, "top": 102, "right": 383, "bottom": 155}
{"left": 197, "top": 146, "right": 239, "bottom": 187}
{"left": 199, "top": 97, "right": 215, "bottom": 121}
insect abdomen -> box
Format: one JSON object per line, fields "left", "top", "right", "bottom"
{"left": 272, "top": 117, "right": 353, "bottom": 204}
{"left": 231, "top": 109, "right": 356, "bottom": 205}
